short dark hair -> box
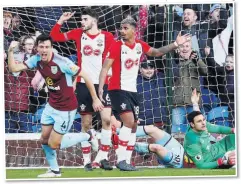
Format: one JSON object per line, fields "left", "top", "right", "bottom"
{"left": 36, "top": 34, "right": 53, "bottom": 46}
{"left": 82, "top": 7, "right": 98, "bottom": 21}
{"left": 121, "top": 16, "right": 137, "bottom": 28}
{"left": 187, "top": 111, "right": 203, "bottom": 124}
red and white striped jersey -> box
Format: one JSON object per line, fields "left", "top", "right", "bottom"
{"left": 50, "top": 24, "right": 114, "bottom": 84}
{"left": 80, "top": 32, "right": 107, "bottom": 84}
{"left": 108, "top": 39, "right": 151, "bottom": 92}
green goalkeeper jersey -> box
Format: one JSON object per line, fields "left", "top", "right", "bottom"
{"left": 184, "top": 122, "right": 234, "bottom": 169}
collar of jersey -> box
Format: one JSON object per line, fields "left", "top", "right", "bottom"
{"left": 85, "top": 30, "right": 101, "bottom": 39}
{"left": 121, "top": 39, "right": 136, "bottom": 50}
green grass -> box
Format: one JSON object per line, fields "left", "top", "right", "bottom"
{"left": 6, "top": 168, "right": 236, "bottom": 180}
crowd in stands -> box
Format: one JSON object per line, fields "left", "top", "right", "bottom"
{"left": 4, "top": 4, "right": 234, "bottom": 138}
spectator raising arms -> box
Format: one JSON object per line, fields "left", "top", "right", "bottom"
{"left": 5, "top": 35, "right": 36, "bottom": 133}
{"left": 171, "top": 40, "right": 207, "bottom": 135}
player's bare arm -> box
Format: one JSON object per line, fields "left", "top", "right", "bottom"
{"left": 78, "top": 70, "right": 104, "bottom": 112}
{"left": 57, "top": 11, "right": 76, "bottom": 25}
{"left": 8, "top": 41, "right": 28, "bottom": 73}
{"left": 98, "top": 58, "right": 114, "bottom": 102}
{"left": 191, "top": 88, "right": 201, "bottom": 111}
{"left": 147, "top": 32, "right": 192, "bottom": 57}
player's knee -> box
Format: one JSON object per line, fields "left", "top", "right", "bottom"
{"left": 150, "top": 144, "right": 163, "bottom": 152}
{"left": 101, "top": 116, "right": 111, "bottom": 127}
{"left": 144, "top": 125, "right": 155, "bottom": 134}
{"left": 40, "top": 137, "right": 49, "bottom": 145}
{"left": 82, "top": 119, "right": 92, "bottom": 130}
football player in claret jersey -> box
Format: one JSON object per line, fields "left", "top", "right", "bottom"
{"left": 50, "top": 8, "right": 114, "bottom": 171}
{"left": 99, "top": 16, "right": 192, "bottom": 171}
{"left": 7, "top": 35, "right": 104, "bottom": 177}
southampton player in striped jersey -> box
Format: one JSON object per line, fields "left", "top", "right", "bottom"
{"left": 99, "top": 16, "right": 191, "bottom": 171}
{"left": 50, "top": 8, "right": 115, "bottom": 170}
{"left": 7, "top": 35, "right": 104, "bottom": 177}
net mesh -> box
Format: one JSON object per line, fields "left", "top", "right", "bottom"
{"left": 4, "top": 4, "right": 234, "bottom": 168}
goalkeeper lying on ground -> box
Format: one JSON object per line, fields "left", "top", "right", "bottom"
{"left": 184, "top": 89, "right": 236, "bottom": 169}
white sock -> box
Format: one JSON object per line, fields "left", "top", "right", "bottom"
{"left": 94, "top": 129, "right": 111, "bottom": 163}
{"left": 81, "top": 141, "right": 91, "bottom": 165}
{"left": 126, "top": 133, "right": 136, "bottom": 164}
{"left": 117, "top": 126, "right": 131, "bottom": 163}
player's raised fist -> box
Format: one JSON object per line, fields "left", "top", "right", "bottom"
{"left": 58, "top": 11, "right": 76, "bottom": 24}
{"left": 8, "top": 41, "right": 19, "bottom": 52}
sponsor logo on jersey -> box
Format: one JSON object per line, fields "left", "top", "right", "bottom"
{"left": 83, "top": 45, "right": 93, "bottom": 56}
{"left": 45, "top": 77, "right": 60, "bottom": 91}
{"left": 120, "top": 103, "right": 127, "bottom": 110}
{"left": 124, "top": 58, "right": 138, "bottom": 69}
{"left": 46, "top": 77, "right": 53, "bottom": 86}
{"left": 48, "top": 86, "right": 60, "bottom": 90}
{"left": 93, "top": 49, "right": 101, "bottom": 56}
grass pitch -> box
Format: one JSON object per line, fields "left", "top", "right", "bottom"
{"left": 6, "top": 168, "right": 236, "bottom": 180}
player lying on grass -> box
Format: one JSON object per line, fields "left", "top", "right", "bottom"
{"left": 184, "top": 89, "right": 236, "bottom": 169}
{"left": 8, "top": 35, "right": 103, "bottom": 178}
{"left": 111, "top": 118, "right": 184, "bottom": 168}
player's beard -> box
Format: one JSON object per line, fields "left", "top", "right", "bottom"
{"left": 82, "top": 25, "right": 92, "bottom": 31}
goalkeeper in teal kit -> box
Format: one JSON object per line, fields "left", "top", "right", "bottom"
{"left": 184, "top": 89, "right": 236, "bottom": 169}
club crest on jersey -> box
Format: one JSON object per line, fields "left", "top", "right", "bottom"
{"left": 80, "top": 104, "right": 86, "bottom": 111}
{"left": 97, "top": 38, "right": 103, "bottom": 47}
{"left": 120, "top": 103, "right": 127, "bottom": 110}
{"left": 51, "top": 66, "right": 58, "bottom": 74}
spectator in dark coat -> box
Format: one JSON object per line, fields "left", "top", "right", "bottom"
{"left": 137, "top": 60, "right": 168, "bottom": 129}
